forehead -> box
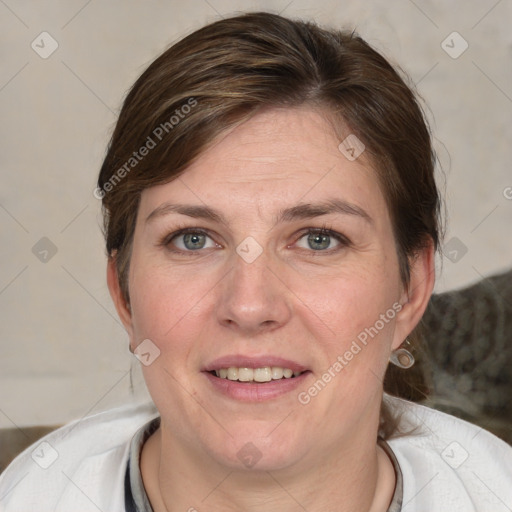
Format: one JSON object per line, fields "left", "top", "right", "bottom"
{"left": 138, "top": 107, "right": 388, "bottom": 223}
{"left": 188, "top": 107, "right": 364, "bottom": 180}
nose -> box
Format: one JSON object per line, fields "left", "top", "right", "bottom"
{"left": 215, "top": 247, "right": 293, "bottom": 335}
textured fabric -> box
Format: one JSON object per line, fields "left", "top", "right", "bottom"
{"left": 0, "top": 401, "right": 159, "bottom": 512}
{"left": 422, "top": 269, "right": 512, "bottom": 442}
{"left": 1, "top": 396, "right": 511, "bottom": 511}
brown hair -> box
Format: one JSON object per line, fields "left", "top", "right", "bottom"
{"left": 98, "top": 12, "right": 442, "bottom": 437}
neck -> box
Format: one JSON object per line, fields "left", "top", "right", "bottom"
{"left": 140, "top": 421, "right": 395, "bottom": 512}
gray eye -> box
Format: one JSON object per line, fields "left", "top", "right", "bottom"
{"left": 171, "top": 232, "right": 215, "bottom": 251}
{"left": 307, "top": 233, "right": 332, "bottom": 250}
{"left": 296, "top": 231, "right": 341, "bottom": 251}
{"left": 182, "top": 233, "right": 207, "bottom": 250}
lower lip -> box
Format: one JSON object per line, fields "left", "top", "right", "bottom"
{"left": 203, "top": 371, "right": 311, "bottom": 402}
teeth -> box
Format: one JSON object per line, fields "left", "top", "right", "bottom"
{"left": 254, "top": 368, "right": 272, "bottom": 382}
{"left": 227, "top": 367, "right": 238, "bottom": 380}
{"left": 283, "top": 369, "right": 293, "bottom": 378}
{"left": 213, "top": 366, "right": 302, "bottom": 382}
{"left": 271, "top": 367, "right": 283, "bottom": 379}
{"left": 238, "top": 368, "right": 253, "bottom": 381}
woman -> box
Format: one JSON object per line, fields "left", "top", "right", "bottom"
{"left": 1, "top": 11, "right": 511, "bottom": 512}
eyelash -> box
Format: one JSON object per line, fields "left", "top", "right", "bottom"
{"left": 158, "top": 224, "right": 351, "bottom": 255}
{"left": 294, "top": 225, "right": 351, "bottom": 254}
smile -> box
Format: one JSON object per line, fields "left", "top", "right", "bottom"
{"left": 203, "top": 356, "right": 310, "bottom": 400}
{"left": 212, "top": 366, "right": 303, "bottom": 382}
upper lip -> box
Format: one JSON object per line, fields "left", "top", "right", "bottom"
{"left": 203, "top": 355, "right": 308, "bottom": 373}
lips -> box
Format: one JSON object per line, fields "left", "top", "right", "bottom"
{"left": 203, "top": 355, "right": 307, "bottom": 374}
{"left": 202, "top": 355, "right": 310, "bottom": 401}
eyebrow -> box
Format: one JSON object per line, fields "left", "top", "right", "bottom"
{"left": 145, "top": 198, "right": 372, "bottom": 226}
{"left": 277, "top": 199, "right": 372, "bottom": 224}
{"left": 146, "top": 203, "right": 226, "bottom": 224}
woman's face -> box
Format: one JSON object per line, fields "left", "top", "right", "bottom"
{"left": 110, "top": 107, "right": 431, "bottom": 471}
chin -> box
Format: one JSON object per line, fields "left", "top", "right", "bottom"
{"left": 202, "top": 421, "right": 308, "bottom": 472}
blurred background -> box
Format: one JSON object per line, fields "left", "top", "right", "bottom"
{"left": 1, "top": 0, "right": 511, "bottom": 469}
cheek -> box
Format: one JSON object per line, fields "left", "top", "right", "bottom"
{"left": 305, "top": 281, "right": 399, "bottom": 388}
{"left": 128, "top": 256, "right": 218, "bottom": 353}
{"left": 293, "top": 262, "right": 399, "bottom": 342}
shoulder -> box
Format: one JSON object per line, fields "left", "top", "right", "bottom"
{"left": 385, "top": 395, "right": 512, "bottom": 512}
{"left": 0, "top": 400, "right": 158, "bottom": 511}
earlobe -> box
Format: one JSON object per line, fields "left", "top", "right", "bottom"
{"left": 106, "top": 256, "right": 134, "bottom": 339}
{"left": 392, "top": 241, "right": 436, "bottom": 350}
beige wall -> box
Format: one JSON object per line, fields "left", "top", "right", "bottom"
{"left": 1, "top": 0, "right": 511, "bottom": 427}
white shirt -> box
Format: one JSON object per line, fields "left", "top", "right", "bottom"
{"left": 0, "top": 396, "right": 511, "bottom": 511}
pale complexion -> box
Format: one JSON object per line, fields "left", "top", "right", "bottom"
{"left": 108, "top": 107, "right": 434, "bottom": 512}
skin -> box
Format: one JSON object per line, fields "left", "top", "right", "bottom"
{"left": 108, "top": 107, "right": 435, "bottom": 512}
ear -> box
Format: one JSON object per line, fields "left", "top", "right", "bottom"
{"left": 392, "top": 240, "right": 435, "bottom": 350}
{"left": 107, "top": 255, "right": 134, "bottom": 342}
